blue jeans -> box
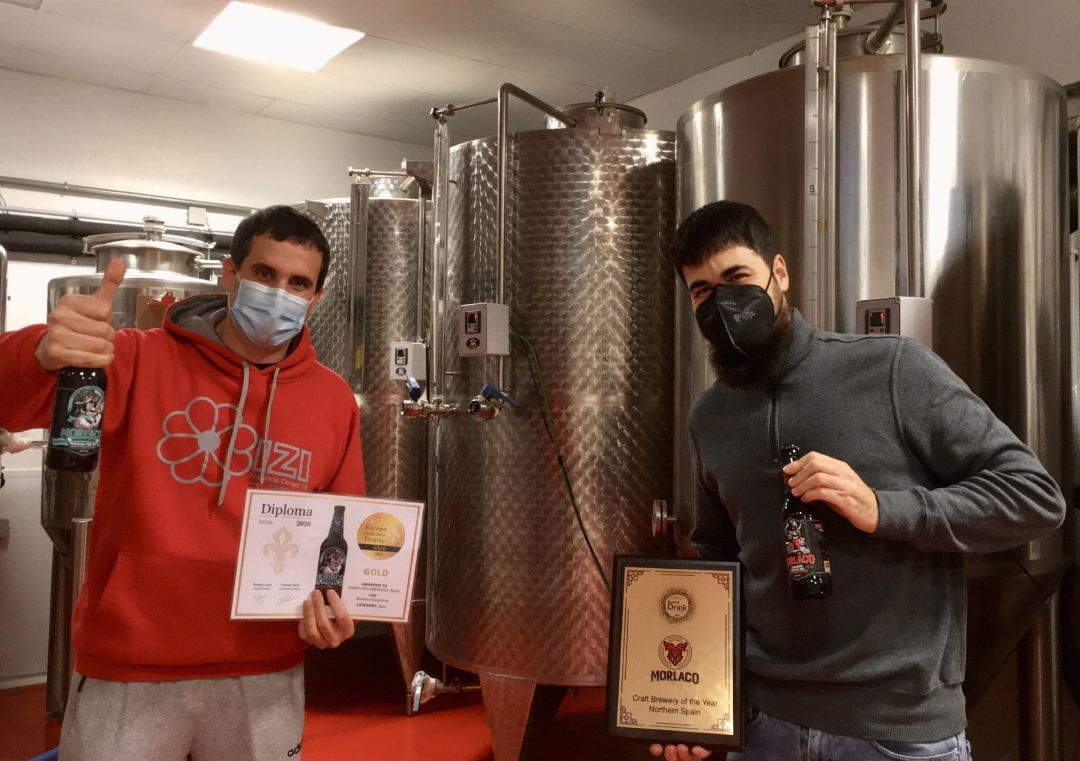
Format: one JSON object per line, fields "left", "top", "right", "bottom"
{"left": 727, "top": 708, "right": 973, "bottom": 761}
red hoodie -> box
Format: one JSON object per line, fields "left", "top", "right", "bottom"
{"left": 0, "top": 294, "right": 365, "bottom": 681}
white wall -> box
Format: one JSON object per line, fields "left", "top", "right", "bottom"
{"left": 631, "top": 0, "right": 1080, "bottom": 132}
{"left": 0, "top": 68, "right": 430, "bottom": 211}
{"left": 942, "top": 0, "right": 1080, "bottom": 86}
{"left": 631, "top": 33, "right": 800, "bottom": 132}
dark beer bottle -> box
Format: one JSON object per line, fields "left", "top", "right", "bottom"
{"left": 781, "top": 444, "right": 832, "bottom": 599}
{"left": 45, "top": 367, "right": 108, "bottom": 472}
{"left": 315, "top": 505, "right": 348, "bottom": 602}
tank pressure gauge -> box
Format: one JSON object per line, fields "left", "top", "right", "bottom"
{"left": 458, "top": 303, "right": 510, "bottom": 357}
{"left": 855, "top": 297, "right": 933, "bottom": 349}
{"left": 389, "top": 341, "right": 427, "bottom": 381}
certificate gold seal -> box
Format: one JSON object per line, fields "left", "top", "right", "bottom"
{"left": 356, "top": 512, "right": 406, "bottom": 560}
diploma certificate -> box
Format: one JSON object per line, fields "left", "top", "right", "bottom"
{"left": 231, "top": 488, "right": 423, "bottom": 622}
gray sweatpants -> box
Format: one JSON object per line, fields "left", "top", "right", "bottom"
{"left": 59, "top": 665, "right": 305, "bottom": 761}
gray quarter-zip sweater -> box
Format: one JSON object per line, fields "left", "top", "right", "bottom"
{"left": 689, "top": 310, "right": 1065, "bottom": 741}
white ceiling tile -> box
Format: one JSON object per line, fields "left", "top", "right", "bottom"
{"left": 0, "top": 4, "right": 35, "bottom": 48}
{"left": 2, "top": 48, "right": 154, "bottom": 93}
{"left": 325, "top": 37, "right": 599, "bottom": 113}
{"left": 0, "top": 43, "right": 21, "bottom": 68}
{"left": 729, "top": 0, "right": 830, "bottom": 25}
{"left": 160, "top": 46, "right": 309, "bottom": 98}
{"left": 260, "top": 100, "right": 429, "bottom": 144}
{"left": 342, "top": 1, "right": 674, "bottom": 93}
{"left": 148, "top": 76, "right": 273, "bottom": 114}
{"left": 322, "top": 35, "right": 501, "bottom": 95}
{"left": 274, "top": 71, "right": 433, "bottom": 119}
{"left": 386, "top": 92, "right": 444, "bottom": 125}
{"left": 476, "top": 0, "right": 699, "bottom": 52}
{"left": 39, "top": 0, "right": 226, "bottom": 43}
{"left": 10, "top": 0, "right": 821, "bottom": 143}
{"left": 471, "top": 0, "right": 807, "bottom": 95}
{"left": 25, "top": 11, "right": 185, "bottom": 74}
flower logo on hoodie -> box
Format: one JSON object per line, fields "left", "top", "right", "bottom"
{"left": 156, "top": 397, "right": 259, "bottom": 487}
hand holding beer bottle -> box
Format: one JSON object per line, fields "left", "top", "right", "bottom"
{"left": 40, "top": 259, "right": 125, "bottom": 472}
{"left": 781, "top": 446, "right": 880, "bottom": 533}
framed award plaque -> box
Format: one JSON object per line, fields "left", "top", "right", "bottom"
{"left": 606, "top": 556, "right": 743, "bottom": 749}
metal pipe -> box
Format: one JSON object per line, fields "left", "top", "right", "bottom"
{"left": 416, "top": 192, "right": 427, "bottom": 346}
{"left": 865, "top": 2, "right": 904, "bottom": 54}
{"left": 0, "top": 244, "right": 7, "bottom": 333}
{"left": 349, "top": 180, "right": 370, "bottom": 391}
{"left": 431, "top": 118, "right": 450, "bottom": 404}
{"left": 0, "top": 234, "right": 85, "bottom": 257}
{"left": 837, "top": 0, "right": 944, "bottom": 13}
{"left": 348, "top": 168, "right": 412, "bottom": 179}
{"left": 0, "top": 175, "right": 256, "bottom": 216}
{"left": 1019, "top": 594, "right": 1063, "bottom": 761}
{"left": 904, "top": 0, "right": 924, "bottom": 297}
{"left": 816, "top": 8, "right": 839, "bottom": 331}
{"left": 496, "top": 83, "right": 576, "bottom": 388}
{"left": 430, "top": 97, "right": 497, "bottom": 120}
{"left": 45, "top": 547, "right": 73, "bottom": 719}
{"left": 69, "top": 516, "right": 92, "bottom": 691}
{"left": 0, "top": 210, "right": 230, "bottom": 250}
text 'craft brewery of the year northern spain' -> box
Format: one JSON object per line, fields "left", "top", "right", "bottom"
{"left": 45, "top": 366, "right": 108, "bottom": 472}
{"left": 315, "top": 505, "right": 348, "bottom": 601}
{"left": 781, "top": 444, "right": 832, "bottom": 599}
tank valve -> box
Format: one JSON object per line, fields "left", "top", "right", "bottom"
{"left": 406, "top": 371, "right": 423, "bottom": 402}
{"left": 467, "top": 383, "right": 519, "bottom": 421}
{"left": 401, "top": 399, "right": 461, "bottom": 419}
{"left": 467, "top": 396, "right": 500, "bottom": 420}
{"left": 652, "top": 499, "right": 678, "bottom": 538}
{"left": 409, "top": 670, "right": 482, "bottom": 715}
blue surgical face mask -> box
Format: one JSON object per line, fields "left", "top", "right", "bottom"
{"left": 229, "top": 279, "right": 312, "bottom": 349}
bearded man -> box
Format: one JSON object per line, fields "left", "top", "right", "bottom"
{"left": 648, "top": 200, "right": 1065, "bottom": 761}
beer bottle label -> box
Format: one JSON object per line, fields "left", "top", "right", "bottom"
{"left": 315, "top": 547, "right": 346, "bottom": 589}
{"left": 49, "top": 384, "right": 106, "bottom": 456}
{"left": 783, "top": 517, "right": 829, "bottom": 580}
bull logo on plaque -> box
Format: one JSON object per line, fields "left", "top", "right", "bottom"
{"left": 659, "top": 635, "right": 692, "bottom": 669}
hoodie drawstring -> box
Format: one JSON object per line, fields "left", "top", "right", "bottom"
{"left": 217, "top": 361, "right": 251, "bottom": 509}
{"left": 259, "top": 367, "right": 280, "bottom": 485}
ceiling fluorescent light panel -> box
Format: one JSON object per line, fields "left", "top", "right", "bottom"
{"left": 194, "top": 2, "right": 364, "bottom": 73}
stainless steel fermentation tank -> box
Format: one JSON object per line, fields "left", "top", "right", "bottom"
{"left": 423, "top": 95, "right": 676, "bottom": 759}
{"left": 42, "top": 219, "right": 220, "bottom": 716}
{"left": 676, "top": 16, "right": 1071, "bottom": 756}
{"left": 303, "top": 167, "right": 432, "bottom": 711}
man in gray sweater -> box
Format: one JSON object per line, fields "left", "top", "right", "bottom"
{"left": 649, "top": 201, "right": 1066, "bottom": 761}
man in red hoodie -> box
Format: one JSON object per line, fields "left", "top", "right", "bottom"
{"left": 0, "top": 206, "right": 366, "bottom": 760}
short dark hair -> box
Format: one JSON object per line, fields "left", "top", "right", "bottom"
{"left": 669, "top": 201, "right": 776, "bottom": 277}
{"left": 230, "top": 205, "right": 332, "bottom": 290}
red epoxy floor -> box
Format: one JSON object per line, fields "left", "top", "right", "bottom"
{"left": 1, "top": 635, "right": 646, "bottom": 761}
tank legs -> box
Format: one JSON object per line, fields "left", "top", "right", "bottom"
{"left": 390, "top": 600, "right": 428, "bottom": 715}
{"left": 479, "top": 673, "right": 566, "bottom": 761}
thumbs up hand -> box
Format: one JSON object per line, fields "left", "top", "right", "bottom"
{"left": 35, "top": 259, "right": 127, "bottom": 372}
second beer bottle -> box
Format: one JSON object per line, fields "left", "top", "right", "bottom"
{"left": 781, "top": 444, "right": 833, "bottom": 599}
{"left": 315, "top": 505, "right": 348, "bottom": 602}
